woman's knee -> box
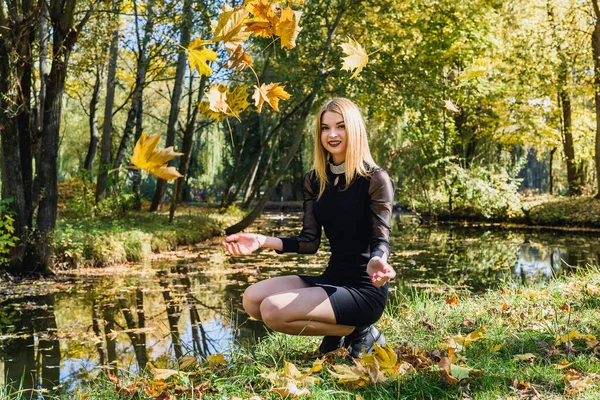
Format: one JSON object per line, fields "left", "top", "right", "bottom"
{"left": 242, "top": 285, "right": 263, "bottom": 320}
{"left": 259, "top": 297, "right": 286, "bottom": 331}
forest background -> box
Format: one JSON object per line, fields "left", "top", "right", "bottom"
{"left": 3, "top": 0, "right": 600, "bottom": 274}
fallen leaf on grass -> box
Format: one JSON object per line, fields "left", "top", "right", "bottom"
{"left": 444, "top": 295, "right": 459, "bottom": 305}
{"left": 555, "top": 330, "right": 597, "bottom": 346}
{"left": 563, "top": 369, "right": 600, "bottom": 395}
{"left": 513, "top": 353, "right": 537, "bottom": 362}
{"left": 328, "top": 363, "right": 370, "bottom": 388}
{"left": 207, "top": 353, "right": 227, "bottom": 367}
{"left": 585, "top": 283, "right": 598, "bottom": 296}
{"left": 178, "top": 355, "right": 198, "bottom": 370}
{"left": 261, "top": 360, "right": 319, "bottom": 398}
{"left": 150, "top": 368, "right": 183, "bottom": 381}
{"left": 437, "top": 357, "right": 482, "bottom": 384}
{"left": 553, "top": 359, "right": 573, "bottom": 369}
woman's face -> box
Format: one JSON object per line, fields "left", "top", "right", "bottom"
{"left": 320, "top": 111, "right": 347, "bottom": 164}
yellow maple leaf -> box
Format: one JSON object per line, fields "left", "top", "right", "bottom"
{"left": 261, "top": 360, "right": 319, "bottom": 397}
{"left": 340, "top": 37, "right": 368, "bottom": 79}
{"left": 199, "top": 85, "right": 249, "bottom": 120}
{"left": 207, "top": 85, "right": 229, "bottom": 114}
{"left": 187, "top": 38, "right": 217, "bottom": 76}
{"left": 226, "top": 44, "right": 253, "bottom": 71}
{"left": 328, "top": 363, "right": 369, "bottom": 388}
{"left": 275, "top": 7, "right": 302, "bottom": 49}
{"left": 245, "top": 0, "right": 279, "bottom": 37}
{"left": 130, "top": 133, "right": 183, "bottom": 181}
{"left": 211, "top": 4, "right": 251, "bottom": 53}
{"left": 252, "top": 82, "right": 291, "bottom": 112}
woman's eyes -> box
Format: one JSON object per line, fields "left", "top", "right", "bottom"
{"left": 321, "top": 125, "right": 345, "bottom": 130}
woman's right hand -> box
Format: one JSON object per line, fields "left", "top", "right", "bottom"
{"left": 222, "top": 233, "right": 264, "bottom": 255}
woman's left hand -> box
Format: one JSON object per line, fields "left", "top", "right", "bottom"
{"left": 367, "top": 257, "right": 396, "bottom": 287}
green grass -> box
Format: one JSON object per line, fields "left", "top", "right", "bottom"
{"left": 17, "top": 266, "right": 597, "bottom": 399}
{"left": 51, "top": 207, "right": 229, "bottom": 269}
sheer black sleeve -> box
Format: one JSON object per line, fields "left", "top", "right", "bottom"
{"left": 276, "top": 171, "right": 322, "bottom": 254}
{"left": 368, "top": 169, "right": 394, "bottom": 262}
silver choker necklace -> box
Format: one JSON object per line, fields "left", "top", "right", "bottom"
{"left": 329, "top": 162, "right": 345, "bottom": 175}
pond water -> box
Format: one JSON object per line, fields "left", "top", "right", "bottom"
{"left": 1, "top": 212, "right": 599, "bottom": 394}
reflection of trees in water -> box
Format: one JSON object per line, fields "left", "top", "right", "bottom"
{"left": 157, "top": 265, "right": 224, "bottom": 359}
{"left": 514, "top": 243, "right": 565, "bottom": 285}
{"left": 0, "top": 295, "right": 60, "bottom": 394}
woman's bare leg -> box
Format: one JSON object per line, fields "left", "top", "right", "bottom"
{"left": 259, "top": 287, "right": 355, "bottom": 336}
{"left": 242, "top": 275, "right": 311, "bottom": 320}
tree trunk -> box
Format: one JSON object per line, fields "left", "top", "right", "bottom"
{"left": 169, "top": 75, "right": 207, "bottom": 221}
{"left": 559, "top": 90, "right": 580, "bottom": 195}
{"left": 96, "top": 0, "right": 122, "bottom": 202}
{"left": 593, "top": 0, "right": 600, "bottom": 198}
{"left": 113, "top": 0, "right": 155, "bottom": 170}
{"left": 549, "top": 147, "right": 556, "bottom": 194}
{"left": 36, "top": 0, "right": 93, "bottom": 271}
{"left": 150, "top": 0, "right": 194, "bottom": 211}
{"left": 84, "top": 65, "right": 103, "bottom": 181}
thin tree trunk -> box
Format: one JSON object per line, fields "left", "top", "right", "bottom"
{"left": 84, "top": 65, "right": 103, "bottom": 181}
{"left": 113, "top": 0, "right": 155, "bottom": 170}
{"left": 150, "top": 0, "right": 194, "bottom": 211}
{"left": 549, "top": 147, "right": 556, "bottom": 194}
{"left": 96, "top": 0, "right": 122, "bottom": 201}
{"left": 593, "top": 0, "right": 600, "bottom": 198}
{"left": 559, "top": 90, "right": 580, "bottom": 195}
{"left": 169, "top": 75, "right": 207, "bottom": 221}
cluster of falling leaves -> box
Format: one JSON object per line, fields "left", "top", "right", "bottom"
{"left": 131, "top": 0, "right": 370, "bottom": 180}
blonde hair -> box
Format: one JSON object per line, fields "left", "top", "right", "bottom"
{"left": 313, "top": 98, "right": 377, "bottom": 198}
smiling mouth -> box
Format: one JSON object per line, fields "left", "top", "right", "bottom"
{"left": 328, "top": 141, "right": 342, "bottom": 147}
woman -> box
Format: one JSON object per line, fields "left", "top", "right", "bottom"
{"left": 223, "top": 98, "right": 396, "bottom": 358}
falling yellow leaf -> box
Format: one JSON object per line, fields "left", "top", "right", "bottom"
{"left": 245, "top": 0, "right": 279, "bottom": 37}
{"left": 275, "top": 7, "right": 302, "bottom": 49}
{"left": 187, "top": 38, "right": 217, "bottom": 76}
{"left": 226, "top": 44, "right": 253, "bottom": 71}
{"left": 211, "top": 4, "right": 251, "bottom": 53}
{"left": 340, "top": 37, "right": 368, "bottom": 79}
{"left": 200, "top": 85, "right": 250, "bottom": 120}
{"left": 207, "top": 353, "right": 227, "bottom": 367}
{"left": 252, "top": 82, "right": 291, "bottom": 112}
{"left": 444, "top": 99, "right": 461, "bottom": 113}
{"left": 130, "top": 133, "right": 183, "bottom": 181}
{"left": 207, "top": 85, "right": 229, "bottom": 114}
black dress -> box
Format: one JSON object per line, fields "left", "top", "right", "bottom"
{"left": 276, "top": 165, "right": 394, "bottom": 327}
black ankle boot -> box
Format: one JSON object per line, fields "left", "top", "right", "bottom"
{"left": 318, "top": 336, "right": 345, "bottom": 354}
{"left": 344, "top": 325, "right": 386, "bottom": 358}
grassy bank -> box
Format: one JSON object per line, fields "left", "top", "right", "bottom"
{"left": 9, "top": 267, "right": 592, "bottom": 399}
{"left": 51, "top": 204, "right": 242, "bottom": 269}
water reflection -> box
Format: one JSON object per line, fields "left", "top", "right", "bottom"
{"left": 1, "top": 212, "right": 600, "bottom": 394}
